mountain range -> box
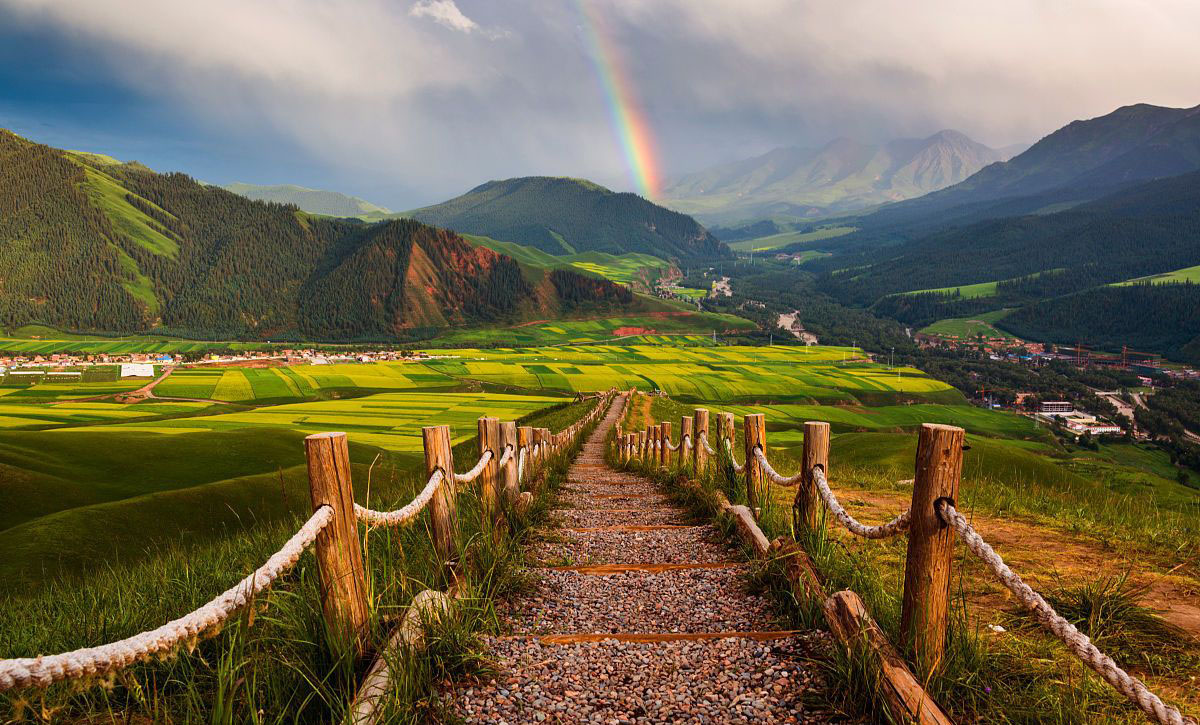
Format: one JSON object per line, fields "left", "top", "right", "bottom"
{"left": 409, "top": 176, "right": 730, "bottom": 260}
{"left": 221, "top": 182, "right": 392, "bottom": 218}
{"left": 0, "top": 131, "right": 644, "bottom": 341}
{"left": 662, "top": 130, "right": 1020, "bottom": 224}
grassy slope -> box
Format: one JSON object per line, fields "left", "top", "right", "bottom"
{"left": 727, "top": 225, "right": 856, "bottom": 252}
{"left": 920, "top": 308, "right": 1021, "bottom": 340}
{"left": 1114, "top": 263, "right": 1200, "bottom": 286}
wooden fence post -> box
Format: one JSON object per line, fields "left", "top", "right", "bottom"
{"left": 661, "top": 421, "right": 672, "bottom": 467}
{"left": 796, "top": 421, "right": 830, "bottom": 534}
{"left": 500, "top": 421, "right": 518, "bottom": 505}
{"left": 518, "top": 426, "right": 533, "bottom": 483}
{"left": 638, "top": 430, "right": 648, "bottom": 462}
{"left": 477, "top": 417, "right": 501, "bottom": 523}
{"left": 901, "top": 423, "right": 965, "bottom": 678}
{"left": 718, "top": 412, "right": 735, "bottom": 457}
{"left": 423, "top": 425, "right": 457, "bottom": 576}
{"left": 743, "top": 414, "right": 766, "bottom": 514}
{"left": 624, "top": 433, "right": 632, "bottom": 463}
{"left": 306, "top": 432, "right": 369, "bottom": 653}
{"left": 680, "top": 416, "right": 694, "bottom": 472}
{"left": 651, "top": 424, "right": 662, "bottom": 468}
{"left": 694, "top": 408, "right": 710, "bottom": 474}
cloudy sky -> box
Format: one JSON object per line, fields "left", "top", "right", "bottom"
{"left": 2, "top": 0, "right": 1197, "bottom": 208}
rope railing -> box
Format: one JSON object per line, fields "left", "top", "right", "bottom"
{"left": 938, "top": 500, "right": 1196, "bottom": 725}
{"left": 812, "top": 464, "right": 911, "bottom": 539}
{"left": 454, "top": 448, "right": 492, "bottom": 484}
{"left": 618, "top": 395, "right": 1196, "bottom": 725}
{"left": 355, "top": 469, "right": 445, "bottom": 528}
{"left": 724, "top": 438, "right": 745, "bottom": 474}
{"left": 665, "top": 437, "right": 680, "bottom": 451}
{"left": 0, "top": 390, "right": 618, "bottom": 698}
{"left": 0, "top": 505, "right": 334, "bottom": 692}
{"left": 752, "top": 445, "right": 803, "bottom": 487}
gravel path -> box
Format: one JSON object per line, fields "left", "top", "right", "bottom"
{"left": 444, "top": 395, "right": 834, "bottom": 723}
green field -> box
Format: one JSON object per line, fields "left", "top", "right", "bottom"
{"left": 901, "top": 279, "right": 1000, "bottom": 298}
{"left": 462, "top": 234, "right": 668, "bottom": 285}
{"left": 432, "top": 312, "right": 753, "bottom": 346}
{"left": 727, "top": 225, "right": 856, "bottom": 252}
{"left": 1114, "top": 264, "right": 1200, "bottom": 286}
{"left": 920, "top": 309, "right": 1021, "bottom": 340}
{"left": 154, "top": 363, "right": 461, "bottom": 402}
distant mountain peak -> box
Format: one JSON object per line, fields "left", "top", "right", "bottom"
{"left": 662, "top": 129, "right": 1006, "bottom": 223}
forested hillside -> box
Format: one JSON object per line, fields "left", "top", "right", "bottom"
{"left": 409, "top": 176, "right": 730, "bottom": 260}
{"left": 0, "top": 131, "right": 639, "bottom": 340}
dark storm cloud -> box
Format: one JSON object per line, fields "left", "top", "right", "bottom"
{"left": 1, "top": 0, "right": 1197, "bottom": 207}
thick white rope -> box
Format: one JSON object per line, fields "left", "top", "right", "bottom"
{"left": 517, "top": 446, "right": 526, "bottom": 482}
{"left": 354, "top": 469, "right": 444, "bottom": 528}
{"left": 665, "top": 437, "right": 680, "bottom": 451}
{"left": 813, "top": 466, "right": 911, "bottom": 539}
{"left": 0, "top": 505, "right": 334, "bottom": 691}
{"left": 497, "top": 444, "right": 514, "bottom": 469}
{"left": 698, "top": 433, "right": 716, "bottom": 456}
{"left": 938, "top": 501, "right": 1195, "bottom": 725}
{"left": 724, "top": 438, "right": 745, "bottom": 474}
{"left": 753, "top": 446, "right": 804, "bottom": 487}
{"left": 455, "top": 449, "right": 492, "bottom": 484}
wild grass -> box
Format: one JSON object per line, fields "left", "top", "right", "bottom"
{"left": 0, "top": 400, "right": 599, "bottom": 723}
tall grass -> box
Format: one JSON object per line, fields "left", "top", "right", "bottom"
{"left": 0, "top": 399, "right": 599, "bottom": 723}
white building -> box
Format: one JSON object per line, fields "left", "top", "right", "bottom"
{"left": 120, "top": 363, "right": 155, "bottom": 378}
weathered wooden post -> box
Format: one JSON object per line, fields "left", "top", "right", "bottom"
{"left": 500, "top": 421, "right": 519, "bottom": 505}
{"left": 651, "top": 424, "right": 662, "bottom": 468}
{"left": 422, "top": 425, "right": 457, "bottom": 575}
{"left": 901, "top": 423, "right": 965, "bottom": 678}
{"left": 796, "top": 421, "right": 830, "bottom": 534}
{"left": 623, "top": 433, "right": 632, "bottom": 463}
{"left": 680, "top": 416, "right": 694, "bottom": 473}
{"left": 718, "top": 412, "right": 735, "bottom": 456}
{"left": 693, "top": 408, "right": 711, "bottom": 474}
{"left": 518, "top": 426, "right": 533, "bottom": 483}
{"left": 306, "top": 432, "right": 369, "bottom": 653}
{"left": 743, "top": 414, "right": 766, "bottom": 513}
{"left": 477, "top": 417, "right": 501, "bottom": 521}
{"left": 661, "top": 421, "right": 673, "bottom": 467}
{"left": 638, "top": 430, "right": 648, "bottom": 462}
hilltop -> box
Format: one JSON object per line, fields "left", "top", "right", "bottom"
{"left": 0, "top": 131, "right": 647, "bottom": 341}
{"left": 408, "top": 176, "right": 730, "bottom": 260}
{"left": 662, "top": 130, "right": 1014, "bottom": 223}
{"left": 221, "top": 182, "right": 392, "bottom": 218}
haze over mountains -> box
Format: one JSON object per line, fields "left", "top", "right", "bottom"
{"left": 222, "top": 182, "right": 392, "bottom": 219}
{"left": 662, "top": 130, "right": 1022, "bottom": 224}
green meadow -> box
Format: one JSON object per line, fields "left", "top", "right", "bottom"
{"left": 726, "top": 225, "right": 856, "bottom": 252}
{"left": 1114, "top": 263, "right": 1200, "bottom": 286}
{"left": 920, "top": 308, "right": 1020, "bottom": 340}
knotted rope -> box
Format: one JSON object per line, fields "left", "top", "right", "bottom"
{"left": 752, "top": 446, "right": 803, "bottom": 486}
{"left": 813, "top": 466, "right": 911, "bottom": 539}
{"left": 724, "top": 438, "right": 745, "bottom": 474}
{"left": 355, "top": 469, "right": 444, "bottom": 528}
{"left": 497, "top": 444, "right": 514, "bottom": 469}
{"left": 699, "top": 433, "right": 716, "bottom": 456}
{"left": 455, "top": 449, "right": 492, "bottom": 484}
{"left": 0, "top": 505, "right": 334, "bottom": 691}
{"left": 665, "top": 437, "right": 680, "bottom": 451}
{"left": 937, "top": 500, "right": 1194, "bottom": 725}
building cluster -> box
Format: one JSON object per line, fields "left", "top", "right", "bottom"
{"left": 1035, "top": 400, "right": 1124, "bottom": 437}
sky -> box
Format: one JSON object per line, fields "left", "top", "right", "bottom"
{"left": 2, "top": 0, "right": 1198, "bottom": 209}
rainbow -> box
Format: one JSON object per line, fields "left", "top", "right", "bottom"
{"left": 575, "top": 0, "right": 662, "bottom": 199}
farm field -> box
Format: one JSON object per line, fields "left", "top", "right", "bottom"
{"left": 726, "top": 225, "right": 856, "bottom": 252}
{"left": 418, "top": 344, "right": 960, "bottom": 404}
{"left": 0, "top": 389, "right": 570, "bottom": 587}
{"left": 920, "top": 308, "right": 1021, "bottom": 340}
{"left": 431, "top": 311, "right": 753, "bottom": 346}
{"left": 154, "top": 362, "right": 460, "bottom": 402}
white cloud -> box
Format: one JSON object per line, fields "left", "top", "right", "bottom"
{"left": 409, "top": 0, "right": 478, "bottom": 34}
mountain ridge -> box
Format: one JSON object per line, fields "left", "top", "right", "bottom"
{"left": 661, "top": 129, "right": 1015, "bottom": 223}
{"left": 409, "top": 176, "right": 730, "bottom": 260}
{"left": 222, "top": 182, "right": 392, "bottom": 218}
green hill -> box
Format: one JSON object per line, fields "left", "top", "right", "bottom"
{"left": 0, "top": 130, "right": 644, "bottom": 340}
{"left": 408, "top": 176, "right": 731, "bottom": 260}
{"left": 221, "top": 182, "right": 392, "bottom": 217}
